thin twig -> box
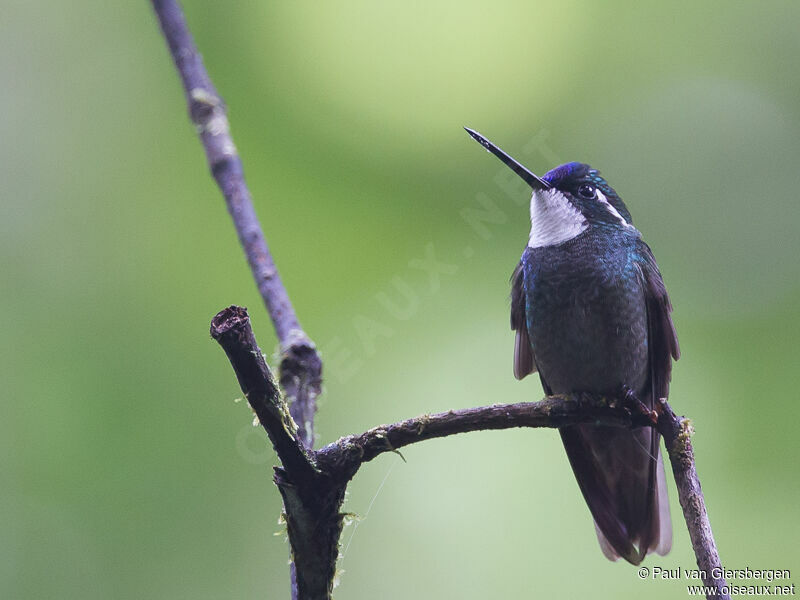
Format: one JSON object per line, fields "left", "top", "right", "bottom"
{"left": 150, "top": 0, "right": 321, "bottom": 449}
{"left": 657, "top": 401, "right": 729, "bottom": 599}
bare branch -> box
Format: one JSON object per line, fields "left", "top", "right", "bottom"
{"left": 150, "top": 0, "right": 321, "bottom": 448}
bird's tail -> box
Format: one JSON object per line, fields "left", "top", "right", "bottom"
{"left": 560, "top": 424, "right": 672, "bottom": 564}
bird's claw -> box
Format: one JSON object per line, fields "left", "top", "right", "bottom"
{"left": 620, "top": 386, "right": 658, "bottom": 426}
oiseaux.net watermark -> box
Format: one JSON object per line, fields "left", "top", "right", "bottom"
{"left": 638, "top": 566, "right": 794, "bottom": 596}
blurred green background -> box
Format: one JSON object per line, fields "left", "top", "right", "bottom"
{"left": 3, "top": 1, "right": 799, "bottom": 598}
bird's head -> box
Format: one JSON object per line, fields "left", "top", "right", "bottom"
{"left": 465, "top": 128, "right": 636, "bottom": 248}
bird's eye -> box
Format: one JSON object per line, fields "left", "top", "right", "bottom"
{"left": 577, "top": 184, "right": 596, "bottom": 199}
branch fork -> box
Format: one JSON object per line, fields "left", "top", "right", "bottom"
{"left": 210, "top": 305, "right": 727, "bottom": 600}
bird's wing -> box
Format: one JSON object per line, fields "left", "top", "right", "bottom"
{"left": 562, "top": 241, "right": 680, "bottom": 565}
{"left": 635, "top": 239, "right": 680, "bottom": 405}
{"left": 511, "top": 261, "right": 536, "bottom": 380}
{"left": 631, "top": 238, "right": 680, "bottom": 561}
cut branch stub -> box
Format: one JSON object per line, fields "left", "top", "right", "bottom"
{"left": 210, "top": 306, "right": 316, "bottom": 480}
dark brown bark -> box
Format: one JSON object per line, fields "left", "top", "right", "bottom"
{"left": 209, "top": 307, "right": 316, "bottom": 480}
{"left": 314, "top": 393, "right": 653, "bottom": 472}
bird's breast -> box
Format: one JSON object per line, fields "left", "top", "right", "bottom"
{"left": 523, "top": 232, "right": 649, "bottom": 395}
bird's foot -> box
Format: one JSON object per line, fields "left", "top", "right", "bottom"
{"left": 620, "top": 385, "right": 658, "bottom": 426}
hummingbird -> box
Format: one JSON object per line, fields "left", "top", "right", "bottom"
{"left": 465, "top": 128, "right": 679, "bottom": 565}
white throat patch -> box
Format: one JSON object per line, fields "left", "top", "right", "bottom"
{"left": 528, "top": 189, "right": 588, "bottom": 248}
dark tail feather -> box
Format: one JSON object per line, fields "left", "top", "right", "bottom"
{"left": 560, "top": 424, "right": 671, "bottom": 565}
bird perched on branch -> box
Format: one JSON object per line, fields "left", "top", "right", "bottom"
{"left": 466, "top": 128, "right": 679, "bottom": 565}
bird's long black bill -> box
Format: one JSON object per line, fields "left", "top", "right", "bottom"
{"left": 464, "top": 127, "right": 551, "bottom": 190}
